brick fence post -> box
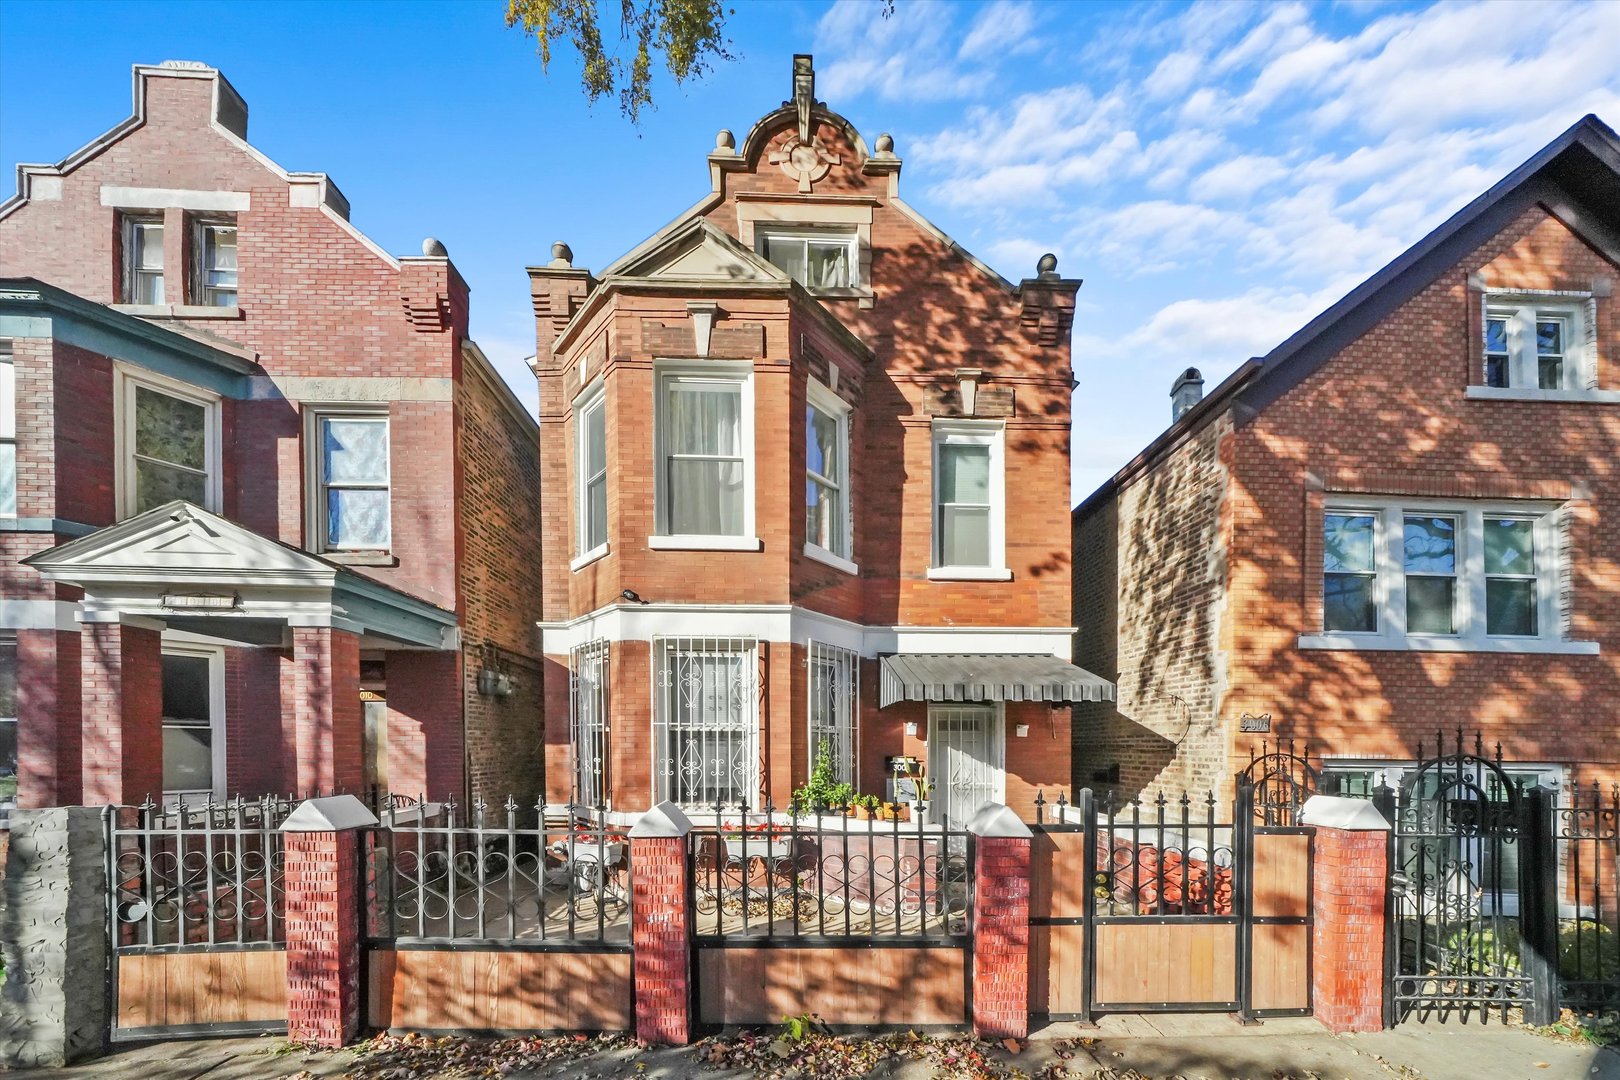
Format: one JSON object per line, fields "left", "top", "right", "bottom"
{"left": 280, "top": 795, "right": 378, "bottom": 1047}
{"left": 1300, "top": 795, "right": 1391, "bottom": 1033}
{"left": 969, "top": 803, "right": 1032, "bottom": 1040}
{"left": 629, "top": 802, "right": 693, "bottom": 1046}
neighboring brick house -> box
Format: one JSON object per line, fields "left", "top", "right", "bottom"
{"left": 0, "top": 61, "right": 542, "bottom": 811}
{"left": 531, "top": 56, "right": 1112, "bottom": 825}
{"left": 1072, "top": 114, "right": 1620, "bottom": 804}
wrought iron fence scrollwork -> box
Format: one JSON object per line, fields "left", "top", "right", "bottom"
{"left": 1554, "top": 781, "right": 1620, "bottom": 1013}
{"left": 107, "top": 795, "right": 295, "bottom": 952}
{"left": 363, "top": 796, "right": 629, "bottom": 944}
{"left": 1240, "top": 738, "right": 1320, "bottom": 828}
{"left": 689, "top": 798, "right": 971, "bottom": 940}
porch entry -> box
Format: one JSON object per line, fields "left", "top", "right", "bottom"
{"left": 927, "top": 704, "right": 1003, "bottom": 831}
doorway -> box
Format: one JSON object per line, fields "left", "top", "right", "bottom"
{"left": 926, "top": 704, "right": 1003, "bottom": 830}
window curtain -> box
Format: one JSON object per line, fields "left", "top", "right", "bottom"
{"left": 666, "top": 384, "right": 743, "bottom": 535}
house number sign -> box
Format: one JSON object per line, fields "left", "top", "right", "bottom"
{"left": 1237, "top": 713, "right": 1273, "bottom": 734}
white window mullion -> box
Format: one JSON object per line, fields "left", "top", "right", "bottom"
{"left": 1381, "top": 507, "right": 1406, "bottom": 640}
{"left": 0, "top": 349, "right": 15, "bottom": 517}
{"left": 1462, "top": 509, "right": 1487, "bottom": 642}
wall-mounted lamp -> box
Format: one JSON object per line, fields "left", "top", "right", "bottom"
{"left": 1015, "top": 724, "right": 1030, "bottom": 738}
{"left": 903, "top": 721, "right": 919, "bottom": 738}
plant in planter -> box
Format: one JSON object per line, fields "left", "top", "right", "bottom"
{"left": 851, "top": 793, "right": 882, "bottom": 820}
{"left": 792, "top": 742, "right": 853, "bottom": 815}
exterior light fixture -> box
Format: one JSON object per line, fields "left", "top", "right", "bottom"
{"left": 903, "top": 721, "right": 919, "bottom": 737}
{"left": 1015, "top": 724, "right": 1030, "bottom": 738}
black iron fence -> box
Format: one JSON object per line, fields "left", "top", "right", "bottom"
{"left": 1552, "top": 781, "right": 1620, "bottom": 1014}
{"left": 106, "top": 795, "right": 296, "bottom": 952}
{"left": 687, "top": 799, "right": 972, "bottom": 941}
{"left": 361, "top": 798, "right": 630, "bottom": 945}
{"left": 1240, "top": 739, "right": 1320, "bottom": 828}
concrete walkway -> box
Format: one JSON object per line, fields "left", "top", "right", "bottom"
{"left": 11, "top": 1016, "right": 1619, "bottom": 1080}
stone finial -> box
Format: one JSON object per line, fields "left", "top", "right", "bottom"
{"left": 550, "top": 241, "right": 574, "bottom": 268}
{"left": 875, "top": 133, "right": 895, "bottom": 154}
{"left": 1036, "top": 252, "right": 1059, "bottom": 278}
{"left": 715, "top": 128, "right": 736, "bottom": 152}
{"left": 792, "top": 54, "right": 815, "bottom": 142}
{"left": 421, "top": 237, "right": 448, "bottom": 257}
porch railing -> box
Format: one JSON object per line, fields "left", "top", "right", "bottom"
{"left": 688, "top": 799, "right": 972, "bottom": 941}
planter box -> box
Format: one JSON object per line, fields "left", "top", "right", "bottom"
{"left": 720, "top": 835, "right": 792, "bottom": 863}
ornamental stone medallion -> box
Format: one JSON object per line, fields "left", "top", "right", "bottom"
{"left": 770, "top": 133, "right": 840, "bottom": 193}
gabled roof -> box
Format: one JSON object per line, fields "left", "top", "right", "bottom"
{"left": 1075, "top": 113, "right": 1620, "bottom": 516}
{"left": 607, "top": 217, "right": 789, "bottom": 284}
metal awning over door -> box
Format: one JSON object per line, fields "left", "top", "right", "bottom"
{"left": 878, "top": 653, "right": 1115, "bottom": 707}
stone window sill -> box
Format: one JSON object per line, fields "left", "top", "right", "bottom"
{"left": 1297, "top": 633, "right": 1598, "bottom": 655}
{"left": 1464, "top": 386, "right": 1620, "bottom": 404}
{"left": 112, "top": 303, "right": 241, "bottom": 320}
{"left": 322, "top": 550, "right": 398, "bottom": 567}
{"left": 647, "top": 535, "right": 763, "bottom": 552}
{"left": 570, "top": 543, "right": 610, "bottom": 572}
{"left": 803, "top": 542, "right": 858, "bottom": 576}
{"left": 927, "top": 566, "right": 1013, "bottom": 582}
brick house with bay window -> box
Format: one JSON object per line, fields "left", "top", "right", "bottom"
{"left": 532, "top": 56, "right": 1113, "bottom": 826}
{"left": 1072, "top": 114, "right": 1620, "bottom": 804}
{"left": 0, "top": 61, "right": 542, "bottom": 812}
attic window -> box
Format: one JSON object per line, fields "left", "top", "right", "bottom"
{"left": 1482, "top": 300, "right": 1589, "bottom": 392}
{"left": 759, "top": 229, "right": 857, "bottom": 290}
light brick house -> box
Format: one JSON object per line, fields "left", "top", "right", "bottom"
{"left": 531, "top": 56, "right": 1112, "bottom": 825}
{"left": 0, "top": 61, "right": 542, "bottom": 811}
{"left": 1072, "top": 114, "right": 1620, "bottom": 804}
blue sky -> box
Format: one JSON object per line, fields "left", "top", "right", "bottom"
{"left": 3, "top": 0, "right": 1618, "bottom": 502}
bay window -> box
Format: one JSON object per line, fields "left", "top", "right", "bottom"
{"left": 652, "top": 364, "right": 756, "bottom": 548}
{"left": 1308, "top": 500, "right": 1578, "bottom": 651}
{"left": 805, "top": 380, "right": 852, "bottom": 570}
{"left": 310, "top": 411, "right": 391, "bottom": 552}
{"left": 929, "top": 420, "right": 1008, "bottom": 580}
{"left": 118, "top": 367, "right": 220, "bottom": 518}
{"left": 654, "top": 637, "right": 758, "bottom": 808}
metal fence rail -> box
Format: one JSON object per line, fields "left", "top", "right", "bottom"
{"left": 362, "top": 798, "right": 630, "bottom": 946}
{"left": 106, "top": 795, "right": 295, "bottom": 952}
{"left": 688, "top": 799, "right": 972, "bottom": 942}
{"left": 1556, "top": 781, "right": 1620, "bottom": 1014}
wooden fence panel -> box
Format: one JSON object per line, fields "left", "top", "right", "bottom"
{"left": 696, "top": 947, "right": 966, "bottom": 1026}
{"left": 1029, "top": 923, "right": 1086, "bottom": 1015}
{"left": 366, "top": 949, "right": 632, "bottom": 1032}
{"left": 1092, "top": 923, "right": 1235, "bottom": 1007}
{"left": 117, "top": 950, "right": 287, "bottom": 1029}
{"left": 1030, "top": 830, "right": 1090, "bottom": 920}
{"left": 1252, "top": 833, "right": 1310, "bottom": 917}
{"left": 1249, "top": 923, "right": 1310, "bottom": 1012}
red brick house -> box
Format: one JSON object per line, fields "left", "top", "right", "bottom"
{"left": 531, "top": 56, "right": 1111, "bottom": 825}
{"left": 0, "top": 61, "right": 542, "bottom": 811}
{"left": 1072, "top": 115, "right": 1620, "bottom": 803}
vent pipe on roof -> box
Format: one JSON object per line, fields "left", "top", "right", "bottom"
{"left": 1171, "top": 367, "right": 1204, "bottom": 421}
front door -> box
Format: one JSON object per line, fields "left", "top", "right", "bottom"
{"left": 927, "top": 704, "right": 1003, "bottom": 830}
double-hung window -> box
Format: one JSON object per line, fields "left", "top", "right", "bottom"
{"left": 929, "top": 421, "right": 1008, "bottom": 580}
{"left": 654, "top": 637, "right": 758, "bottom": 808}
{"left": 575, "top": 385, "right": 608, "bottom": 561}
{"left": 161, "top": 648, "right": 224, "bottom": 797}
{"left": 807, "top": 641, "right": 858, "bottom": 787}
{"left": 653, "top": 365, "right": 756, "bottom": 547}
{"left": 759, "top": 229, "right": 857, "bottom": 290}
{"left": 1481, "top": 300, "right": 1592, "bottom": 393}
{"left": 0, "top": 344, "right": 14, "bottom": 517}
{"left": 1312, "top": 501, "right": 1571, "bottom": 650}
{"left": 192, "top": 218, "right": 238, "bottom": 307}
{"left": 312, "top": 411, "right": 391, "bottom": 552}
{"left": 118, "top": 368, "right": 220, "bottom": 517}
{"left": 123, "top": 214, "right": 165, "bottom": 305}
{"left": 805, "top": 380, "right": 853, "bottom": 569}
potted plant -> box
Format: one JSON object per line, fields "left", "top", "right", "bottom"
{"left": 792, "top": 742, "right": 853, "bottom": 815}
{"left": 851, "top": 793, "right": 881, "bottom": 820}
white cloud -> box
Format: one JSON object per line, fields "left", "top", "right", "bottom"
{"left": 958, "top": 1, "right": 1040, "bottom": 60}
{"left": 1188, "top": 153, "right": 1290, "bottom": 201}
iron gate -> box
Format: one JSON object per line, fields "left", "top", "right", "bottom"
{"left": 1380, "top": 733, "right": 1535, "bottom": 1022}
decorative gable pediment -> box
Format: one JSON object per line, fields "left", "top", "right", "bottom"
{"left": 613, "top": 219, "right": 787, "bottom": 285}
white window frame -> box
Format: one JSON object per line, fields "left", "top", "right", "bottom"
{"left": 0, "top": 344, "right": 15, "bottom": 518}
{"left": 160, "top": 643, "right": 227, "bottom": 800}
{"left": 122, "top": 213, "right": 165, "bottom": 306}
{"left": 804, "top": 379, "right": 855, "bottom": 574}
{"left": 649, "top": 361, "right": 760, "bottom": 552}
{"left": 807, "top": 640, "right": 858, "bottom": 788}
{"left": 572, "top": 380, "right": 609, "bottom": 570}
{"left": 1301, "top": 497, "right": 1594, "bottom": 654}
{"left": 114, "top": 364, "right": 222, "bottom": 520}
{"left": 652, "top": 636, "right": 760, "bottom": 809}
{"left": 755, "top": 226, "right": 860, "bottom": 290}
{"left": 928, "top": 419, "right": 1009, "bottom": 581}
{"left": 190, "top": 216, "right": 238, "bottom": 308}
{"left": 1468, "top": 294, "right": 1615, "bottom": 402}
{"left": 303, "top": 405, "right": 392, "bottom": 553}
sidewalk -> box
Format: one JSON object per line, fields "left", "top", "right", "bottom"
{"left": 12, "top": 1015, "right": 1619, "bottom": 1080}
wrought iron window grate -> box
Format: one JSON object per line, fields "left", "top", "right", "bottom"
{"left": 569, "top": 639, "right": 609, "bottom": 809}
{"left": 653, "top": 636, "right": 759, "bottom": 809}
{"left": 807, "top": 640, "right": 857, "bottom": 787}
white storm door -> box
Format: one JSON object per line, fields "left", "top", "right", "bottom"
{"left": 927, "top": 704, "right": 1003, "bottom": 830}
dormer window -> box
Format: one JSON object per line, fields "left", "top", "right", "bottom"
{"left": 759, "top": 229, "right": 857, "bottom": 290}
{"left": 1482, "top": 300, "right": 1589, "bottom": 392}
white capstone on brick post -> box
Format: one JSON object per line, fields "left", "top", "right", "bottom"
{"left": 280, "top": 795, "right": 378, "bottom": 1047}
{"left": 969, "top": 803, "right": 1033, "bottom": 1039}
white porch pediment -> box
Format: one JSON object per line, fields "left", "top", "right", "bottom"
{"left": 24, "top": 501, "right": 457, "bottom": 649}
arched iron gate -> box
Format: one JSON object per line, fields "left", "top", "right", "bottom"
{"left": 1239, "top": 739, "right": 1320, "bottom": 828}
